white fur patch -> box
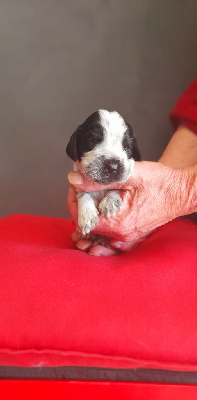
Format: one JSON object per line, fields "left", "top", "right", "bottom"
{"left": 77, "top": 109, "right": 134, "bottom": 183}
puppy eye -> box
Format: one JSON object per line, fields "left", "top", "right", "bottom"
{"left": 84, "top": 134, "right": 98, "bottom": 151}
{"left": 123, "top": 143, "right": 130, "bottom": 152}
{"left": 123, "top": 143, "right": 133, "bottom": 158}
{"left": 87, "top": 135, "right": 96, "bottom": 145}
{"left": 86, "top": 131, "right": 103, "bottom": 145}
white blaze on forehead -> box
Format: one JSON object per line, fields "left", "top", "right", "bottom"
{"left": 98, "top": 109, "right": 127, "bottom": 144}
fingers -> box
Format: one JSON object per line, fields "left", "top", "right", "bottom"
{"left": 72, "top": 230, "right": 146, "bottom": 255}
{"left": 110, "top": 236, "right": 147, "bottom": 251}
{"left": 71, "top": 231, "right": 80, "bottom": 243}
{"left": 67, "top": 162, "right": 144, "bottom": 193}
{"left": 67, "top": 161, "right": 168, "bottom": 193}
{"left": 68, "top": 186, "right": 77, "bottom": 200}
{"left": 72, "top": 231, "right": 119, "bottom": 256}
{"left": 68, "top": 171, "right": 122, "bottom": 192}
{"left": 67, "top": 188, "right": 78, "bottom": 224}
{"left": 88, "top": 245, "right": 119, "bottom": 257}
{"left": 110, "top": 240, "right": 137, "bottom": 251}
{"left": 72, "top": 231, "right": 93, "bottom": 251}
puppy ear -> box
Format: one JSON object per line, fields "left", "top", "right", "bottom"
{"left": 132, "top": 137, "right": 141, "bottom": 161}
{"left": 66, "top": 129, "right": 79, "bottom": 161}
{"left": 127, "top": 123, "right": 141, "bottom": 161}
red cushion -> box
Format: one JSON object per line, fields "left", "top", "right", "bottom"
{"left": 0, "top": 214, "right": 197, "bottom": 370}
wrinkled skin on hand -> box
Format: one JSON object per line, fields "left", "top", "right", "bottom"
{"left": 67, "top": 161, "right": 195, "bottom": 256}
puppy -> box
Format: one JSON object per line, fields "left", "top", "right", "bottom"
{"left": 66, "top": 109, "right": 141, "bottom": 246}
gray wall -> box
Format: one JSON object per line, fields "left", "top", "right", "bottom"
{"left": 0, "top": 0, "right": 197, "bottom": 219}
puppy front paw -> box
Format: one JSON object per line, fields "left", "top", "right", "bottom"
{"left": 99, "top": 191, "right": 122, "bottom": 217}
{"left": 78, "top": 208, "right": 99, "bottom": 235}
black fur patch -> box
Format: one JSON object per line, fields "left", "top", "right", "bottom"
{"left": 66, "top": 111, "right": 104, "bottom": 161}
{"left": 123, "top": 124, "right": 141, "bottom": 161}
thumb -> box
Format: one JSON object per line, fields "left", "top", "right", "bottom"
{"left": 68, "top": 171, "right": 122, "bottom": 192}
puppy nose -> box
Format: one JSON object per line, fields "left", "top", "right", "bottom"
{"left": 106, "top": 159, "right": 120, "bottom": 174}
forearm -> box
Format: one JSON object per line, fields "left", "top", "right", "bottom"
{"left": 159, "top": 125, "right": 197, "bottom": 168}
{"left": 158, "top": 125, "right": 197, "bottom": 216}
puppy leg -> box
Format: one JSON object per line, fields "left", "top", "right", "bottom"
{"left": 77, "top": 191, "right": 99, "bottom": 235}
{"left": 98, "top": 190, "right": 122, "bottom": 217}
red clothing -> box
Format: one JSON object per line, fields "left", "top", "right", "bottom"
{"left": 170, "top": 80, "right": 197, "bottom": 134}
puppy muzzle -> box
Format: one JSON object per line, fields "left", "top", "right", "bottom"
{"left": 84, "top": 156, "right": 125, "bottom": 184}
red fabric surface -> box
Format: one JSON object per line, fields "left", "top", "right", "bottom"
{"left": 0, "top": 214, "right": 197, "bottom": 370}
{"left": 1, "top": 380, "right": 197, "bottom": 400}
{"left": 170, "top": 80, "right": 197, "bottom": 133}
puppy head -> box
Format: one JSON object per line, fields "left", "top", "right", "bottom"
{"left": 66, "top": 109, "right": 141, "bottom": 184}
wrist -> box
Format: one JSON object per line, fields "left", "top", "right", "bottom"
{"left": 171, "top": 166, "right": 197, "bottom": 217}
{"left": 182, "top": 165, "right": 197, "bottom": 215}
{"left": 151, "top": 165, "right": 197, "bottom": 226}
{"left": 131, "top": 163, "right": 196, "bottom": 231}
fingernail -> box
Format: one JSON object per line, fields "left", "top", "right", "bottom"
{"left": 111, "top": 241, "right": 122, "bottom": 248}
{"left": 68, "top": 172, "right": 83, "bottom": 185}
{"left": 76, "top": 243, "right": 83, "bottom": 250}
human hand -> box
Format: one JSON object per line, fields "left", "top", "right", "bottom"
{"left": 67, "top": 161, "right": 196, "bottom": 256}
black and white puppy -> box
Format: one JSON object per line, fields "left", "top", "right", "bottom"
{"left": 66, "top": 109, "right": 141, "bottom": 242}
